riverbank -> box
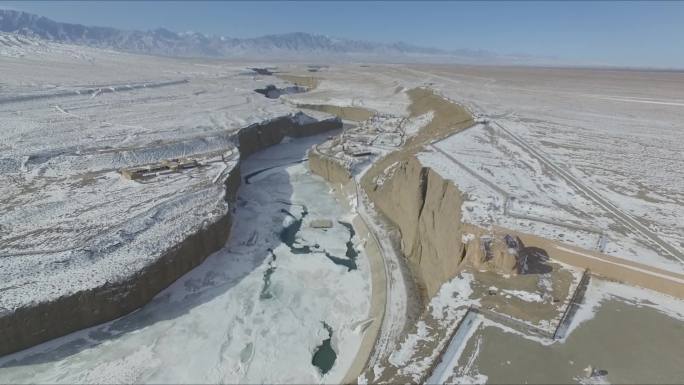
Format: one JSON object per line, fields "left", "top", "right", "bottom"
{"left": 0, "top": 114, "right": 341, "bottom": 357}
{"left": 0, "top": 133, "right": 375, "bottom": 384}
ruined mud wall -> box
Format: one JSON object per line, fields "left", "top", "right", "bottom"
{"left": 367, "top": 157, "right": 466, "bottom": 299}
{"left": 0, "top": 115, "right": 342, "bottom": 357}
{"left": 513, "top": 231, "right": 684, "bottom": 299}
{"left": 307, "top": 149, "right": 352, "bottom": 186}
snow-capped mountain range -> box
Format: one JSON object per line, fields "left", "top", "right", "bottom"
{"left": 0, "top": 8, "right": 502, "bottom": 61}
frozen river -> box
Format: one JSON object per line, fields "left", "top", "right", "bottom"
{"left": 0, "top": 134, "right": 372, "bottom": 384}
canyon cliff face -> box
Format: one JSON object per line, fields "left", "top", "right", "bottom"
{"left": 307, "top": 88, "right": 476, "bottom": 303}
{"left": 309, "top": 150, "right": 468, "bottom": 300}
{"left": 0, "top": 114, "right": 341, "bottom": 357}
{"left": 415, "top": 167, "right": 467, "bottom": 297}
{"left": 0, "top": 213, "right": 233, "bottom": 358}
{"left": 368, "top": 157, "right": 466, "bottom": 299}
{"left": 307, "top": 149, "right": 352, "bottom": 186}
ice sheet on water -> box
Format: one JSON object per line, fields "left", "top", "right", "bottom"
{"left": 0, "top": 139, "right": 372, "bottom": 384}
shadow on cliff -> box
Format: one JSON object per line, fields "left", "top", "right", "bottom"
{"left": 517, "top": 238, "right": 553, "bottom": 275}
{"left": 0, "top": 134, "right": 331, "bottom": 370}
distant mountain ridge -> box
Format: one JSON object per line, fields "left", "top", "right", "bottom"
{"left": 0, "top": 8, "right": 498, "bottom": 60}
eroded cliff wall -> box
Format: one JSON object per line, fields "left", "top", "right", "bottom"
{"left": 310, "top": 150, "right": 467, "bottom": 301}
{"left": 297, "top": 104, "right": 374, "bottom": 122}
{"left": 0, "top": 114, "right": 341, "bottom": 357}
{"left": 414, "top": 167, "right": 466, "bottom": 297}
{"left": 307, "top": 149, "right": 352, "bottom": 186}
{"left": 367, "top": 157, "right": 466, "bottom": 299}
{"left": 237, "top": 114, "right": 341, "bottom": 158}
{"left": 0, "top": 213, "right": 232, "bottom": 357}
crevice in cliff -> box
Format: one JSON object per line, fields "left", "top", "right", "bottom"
{"left": 361, "top": 156, "right": 467, "bottom": 300}
{"left": 417, "top": 167, "right": 430, "bottom": 219}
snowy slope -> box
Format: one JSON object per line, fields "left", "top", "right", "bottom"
{"left": 0, "top": 36, "right": 335, "bottom": 311}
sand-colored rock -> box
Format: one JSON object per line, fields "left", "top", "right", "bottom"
{"left": 298, "top": 104, "right": 375, "bottom": 122}
{"left": 276, "top": 74, "right": 320, "bottom": 90}
{"left": 368, "top": 157, "right": 466, "bottom": 299}
{"left": 307, "top": 148, "right": 352, "bottom": 185}
{"left": 461, "top": 227, "right": 520, "bottom": 275}
{"left": 414, "top": 167, "right": 467, "bottom": 296}
{"left": 307, "top": 87, "right": 475, "bottom": 301}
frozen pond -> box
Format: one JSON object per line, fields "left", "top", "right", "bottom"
{"left": 0, "top": 134, "right": 372, "bottom": 383}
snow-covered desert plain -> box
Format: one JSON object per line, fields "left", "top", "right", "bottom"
{"left": 1, "top": 32, "right": 684, "bottom": 384}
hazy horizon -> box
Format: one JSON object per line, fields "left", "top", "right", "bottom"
{"left": 2, "top": 1, "right": 684, "bottom": 68}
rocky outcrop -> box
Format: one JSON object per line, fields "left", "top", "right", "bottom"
{"left": 371, "top": 160, "right": 520, "bottom": 297}
{"left": 464, "top": 230, "right": 521, "bottom": 275}
{"left": 414, "top": 167, "right": 467, "bottom": 297}
{"left": 307, "top": 88, "right": 475, "bottom": 303}
{"left": 307, "top": 148, "right": 352, "bottom": 186}
{"left": 309, "top": 147, "right": 467, "bottom": 300}
{"left": 0, "top": 113, "right": 341, "bottom": 357}
{"left": 367, "top": 157, "right": 466, "bottom": 299}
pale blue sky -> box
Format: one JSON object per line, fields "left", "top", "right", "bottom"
{"left": 3, "top": 1, "right": 684, "bottom": 68}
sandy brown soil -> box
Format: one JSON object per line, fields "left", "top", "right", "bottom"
{"left": 472, "top": 265, "right": 575, "bottom": 326}
{"left": 361, "top": 87, "right": 473, "bottom": 190}
{"left": 276, "top": 74, "right": 320, "bottom": 90}
{"left": 297, "top": 103, "right": 375, "bottom": 122}
{"left": 405, "top": 87, "right": 474, "bottom": 145}
{"left": 457, "top": 298, "right": 684, "bottom": 384}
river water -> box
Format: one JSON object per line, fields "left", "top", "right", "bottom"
{"left": 0, "top": 134, "right": 372, "bottom": 384}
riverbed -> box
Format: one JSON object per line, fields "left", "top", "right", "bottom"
{"left": 0, "top": 134, "right": 372, "bottom": 384}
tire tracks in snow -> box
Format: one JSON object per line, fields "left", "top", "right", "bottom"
{"left": 492, "top": 120, "right": 684, "bottom": 263}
